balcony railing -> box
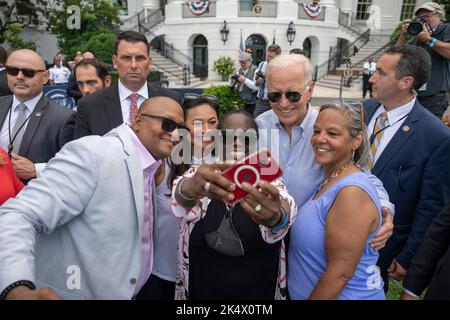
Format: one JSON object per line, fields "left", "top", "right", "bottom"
{"left": 238, "top": 1, "right": 277, "bottom": 18}
{"left": 182, "top": 1, "right": 216, "bottom": 18}
{"left": 298, "top": 2, "right": 326, "bottom": 21}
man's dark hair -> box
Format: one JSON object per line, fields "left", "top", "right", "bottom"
{"left": 289, "top": 48, "right": 304, "bottom": 55}
{"left": 0, "top": 46, "right": 7, "bottom": 66}
{"left": 385, "top": 44, "right": 431, "bottom": 91}
{"left": 75, "top": 58, "right": 110, "bottom": 82}
{"left": 114, "top": 31, "right": 150, "bottom": 55}
{"left": 268, "top": 44, "right": 282, "bottom": 55}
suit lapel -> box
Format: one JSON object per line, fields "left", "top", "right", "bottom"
{"left": 0, "top": 96, "right": 13, "bottom": 126}
{"left": 104, "top": 84, "right": 124, "bottom": 129}
{"left": 115, "top": 124, "right": 145, "bottom": 236}
{"left": 372, "top": 102, "right": 420, "bottom": 175}
{"left": 20, "top": 95, "right": 47, "bottom": 155}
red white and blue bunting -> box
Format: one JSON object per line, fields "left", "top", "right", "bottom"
{"left": 302, "top": 2, "right": 322, "bottom": 19}
{"left": 188, "top": 0, "right": 210, "bottom": 16}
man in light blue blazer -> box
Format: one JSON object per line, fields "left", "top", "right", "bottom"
{"left": 0, "top": 96, "right": 185, "bottom": 299}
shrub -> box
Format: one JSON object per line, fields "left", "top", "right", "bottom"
{"left": 203, "top": 85, "right": 244, "bottom": 115}
{"left": 212, "top": 56, "right": 236, "bottom": 80}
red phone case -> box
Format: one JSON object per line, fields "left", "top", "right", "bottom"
{"left": 221, "top": 148, "right": 282, "bottom": 205}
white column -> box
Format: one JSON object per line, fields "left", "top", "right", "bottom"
{"left": 339, "top": 0, "right": 353, "bottom": 12}
{"left": 320, "top": 0, "right": 336, "bottom": 7}
{"left": 142, "top": 0, "right": 160, "bottom": 10}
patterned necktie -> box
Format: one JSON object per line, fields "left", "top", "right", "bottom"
{"left": 368, "top": 111, "right": 389, "bottom": 169}
{"left": 11, "top": 103, "right": 28, "bottom": 154}
{"left": 128, "top": 93, "right": 140, "bottom": 124}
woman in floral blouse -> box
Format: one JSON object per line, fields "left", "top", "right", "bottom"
{"left": 171, "top": 110, "right": 297, "bottom": 300}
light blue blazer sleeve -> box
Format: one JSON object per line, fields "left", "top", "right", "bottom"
{"left": 0, "top": 138, "right": 99, "bottom": 294}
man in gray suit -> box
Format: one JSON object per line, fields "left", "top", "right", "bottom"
{"left": 0, "top": 96, "right": 186, "bottom": 300}
{"left": 0, "top": 49, "right": 75, "bottom": 181}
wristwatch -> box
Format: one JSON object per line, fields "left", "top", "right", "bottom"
{"left": 428, "top": 38, "right": 438, "bottom": 48}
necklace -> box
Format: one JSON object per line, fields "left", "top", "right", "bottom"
{"left": 318, "top": 161, "right": 355, "bottom": 191}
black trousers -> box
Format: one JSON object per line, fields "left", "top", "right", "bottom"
{"left": 254, "top": 99, "right": 271, "bottom": 118}
{"left": 362, "top": 74, "right": 372, "bottom": 98}
{"left": 135, "top": 274, "right": 175, "bottom": 300}
{"left": 244, "top": 103, "right": 256, "bottom": 117}
{"left": 418, "top": 93, "right": 449, "bottom": 120}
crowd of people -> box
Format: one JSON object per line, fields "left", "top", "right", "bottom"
{"left": 0, "top": 2, "right": 450, "bottom": 301}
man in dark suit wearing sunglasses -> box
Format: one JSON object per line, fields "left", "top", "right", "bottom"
{"left": 0, "top": 49, "right": 75, "bottom": 182}
{"left": 74, "top": 31, "right": 182, "bottom": 139}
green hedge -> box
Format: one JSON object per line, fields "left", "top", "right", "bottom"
{"left": 203, "top": 85, "right": 244, "bottom": 116}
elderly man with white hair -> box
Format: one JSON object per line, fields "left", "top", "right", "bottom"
{"left": 255, "top": 53, "right": 394, "bottom": 253}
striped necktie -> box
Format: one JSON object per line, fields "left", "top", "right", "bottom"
{"left": 11, "top": 103, "right": 28, "bottom": 154}
{"left": 368, "top": 111, "right": 388, "bottom": 169}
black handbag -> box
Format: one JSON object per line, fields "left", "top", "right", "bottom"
{"left": 204, "top": 204, "right": 245, "bottom": 257}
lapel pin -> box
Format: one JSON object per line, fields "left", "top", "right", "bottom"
{"left": 35, "top": 112, "right": 42, "bottom": 117}
{"left": 402, "top": 125, "right": 409, "bottom": 132}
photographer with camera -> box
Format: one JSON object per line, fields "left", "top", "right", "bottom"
{"left": 396, "top": 2, "right": 450, "bottom": 119}
{"left": 253, "top": 44, "right": 282, "bottom": 118}
{"left": 228, "top": 53, "right": 258, "bottom": 116}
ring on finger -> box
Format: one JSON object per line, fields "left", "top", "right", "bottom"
{"left": 203, "top": 181, "right": 212, "bottom": 192}
{"left": 255, "top": 204, "right": 262, "bottom": 213}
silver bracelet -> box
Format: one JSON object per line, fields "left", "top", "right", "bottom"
{"left": 177, "top": 178, "right": 196, "bottom": 201}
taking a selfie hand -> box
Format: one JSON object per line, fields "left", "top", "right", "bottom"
{"left": 182, "top": 163, "right": 236, "bottom": 201}
{"left": 240, "top": 180, "right": 282, "bottom": 228}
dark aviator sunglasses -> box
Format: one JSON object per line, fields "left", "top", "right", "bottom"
{"left": 139, "top": 114, "right": 189, "bottom": 132}
{"left": 267, "top": 81, "right": 310, "bottom": 103}
{"left": 5, "top": 66, "right": 46, "bottom": 78}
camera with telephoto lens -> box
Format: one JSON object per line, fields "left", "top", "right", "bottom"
{"left": 231, "top": 73, "right": 240, "bottom": 81}
{"left": 255, "top": 71, "right": 265, "bottom": 81}
{"left": 407, "top": 16, "right": 428, "bottom": 36}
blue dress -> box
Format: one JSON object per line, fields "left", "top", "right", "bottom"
{"left": 288, "top": 172, "right": 385, "bottom": 300}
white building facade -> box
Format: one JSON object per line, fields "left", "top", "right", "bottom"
{"left": 119, "top": 0, "right": 431, "bottom": 81}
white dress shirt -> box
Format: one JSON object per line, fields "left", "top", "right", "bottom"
{"left": 118, "top": 80, "right": 149, "bottom": 125}
{"left": 0, "top": 93, "right": 46, "bottom": 176}
{"left": 49, "top": 65, "right": 71, "bottom": 84}
{"left": 367, "top": 97, "right": 416, "bottom": 164}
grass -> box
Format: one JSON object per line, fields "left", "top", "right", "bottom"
{"left": 386, "top": 279, "right": 427, "bottom": 300}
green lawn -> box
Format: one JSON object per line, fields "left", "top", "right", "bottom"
{"left": 386, "top": 279, "right": 426, "bottom": 300}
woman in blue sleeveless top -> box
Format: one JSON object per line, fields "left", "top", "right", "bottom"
{"left": 288, "top": 102, "right": 385, "bottom": 300}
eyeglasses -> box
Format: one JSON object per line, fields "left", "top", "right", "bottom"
{"left": 183, "top": 93, "right": 218, "bottom": 105}
{"left": 5, "top": 66, "right": 46, "bottom": 78}
{"left": 267, "top": 81, "right": 310, "bottom": 103}
{"left": 139, "top": 114, "right": 189, "bottom": 132}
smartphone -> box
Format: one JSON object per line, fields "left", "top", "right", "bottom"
{"left": 221, "top": 148, "right": 282, "bottom": 205}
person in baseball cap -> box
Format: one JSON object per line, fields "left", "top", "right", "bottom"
{"left": 239, "top": 52, "right": 253, "bottom": 62}
{"left": 414, "top": 2, "right": 444, "bottom": 16}
{"left": 396, "top": 1, "right": 450, "bottom": 120}
{"left": 229, "top": 52, "right": 258, "bottom": 115}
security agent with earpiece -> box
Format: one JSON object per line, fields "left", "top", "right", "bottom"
{"left": 396, "top": 2, "right": 450, "bottom": 120}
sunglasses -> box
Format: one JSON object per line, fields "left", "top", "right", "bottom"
{"left": 183, "top": 93, "right": 218, "bottom": 105}
{"left": 5, "top": 66, "right": 46, "bottom": 78}
{"left": 267, "top": 81, "right": 310, "bottom": 103}
{"left": 139, "top": 114, "right": 189, "bottom": 132}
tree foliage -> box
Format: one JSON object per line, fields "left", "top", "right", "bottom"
{"left": 49, "top": 0, "right": 121, "bottom": 63}
{"left": 3, "top": 24, "right": 36, "bottom": 50}
{"left": 0, "top": 0, "right": 55, "bottom": 44}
